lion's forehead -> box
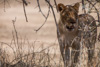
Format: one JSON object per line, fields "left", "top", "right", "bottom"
{"left": 61, "top": 8, "right": 76, "bottom": 17}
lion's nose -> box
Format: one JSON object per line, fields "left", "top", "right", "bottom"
{"left": 70, "top": 21, "right": 76, "bottom": 24}
{"left": 69, "top": 18, "right": 76, "bottom": 23}
{"left": 66, "top": 25, "right": 74, "bottom": 30}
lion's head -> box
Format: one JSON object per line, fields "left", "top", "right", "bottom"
{"left": 58, "top": 3, "right": 80, "bottom": 32}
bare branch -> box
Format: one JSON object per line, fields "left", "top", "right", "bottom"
{"left": 35, "top": 14, "right": 49, "bottom": 32}
{"left": 88, "top": 2, "right": 97, "bottom": 13}
{"left": 37, "top": 0, "right": 46, "bottom": 18}
{"left": 45, "top": 0, "right": 60, "bottom": 36}
{"left": 22, "top": 0, "right": 28, "bottom": 22}
{"left": 22, "top": 0, "right": 28, "bottom": 6}
{"left": 35, "top": 0, "right": 50, "bottom": 32}
{"left": 87, "top": 0, "right": 100, "bottom": 23}
{"left": 12, "top": 17, "right": 19, "bottom": 45}
{"left": 54, "top": 0, "right": 58, "bottom": 12}
{"left": 82, "top": 0, "right": 86, "bottom": 14}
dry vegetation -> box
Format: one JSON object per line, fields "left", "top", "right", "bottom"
{"left": 0, "top": 0, "right": 100, "bottom": 67}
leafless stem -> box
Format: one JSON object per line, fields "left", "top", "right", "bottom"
{"left": 54, "top": 0, "right": 58, "bottom": 12}
{"left": 35, "top": 4, "right": 50, "bottom": 32}
{"left": 22, "top": 0, "right": 28, "bottom": 22}
{"left": 87, "top": 0, "right": 100, "bottom": 22}
{"left": 82, "top": 0, "right": 86, "bottom": 14}
{"left": 45, "top": 0, "right": 60, "bottom": 36}
{"left": 37, "top": 0, "right": 46, "bottom": 18}
{"left": 12, "top": 17, "right": 19, "bottom": 45}
{"left": 22, "top": 0, "right": 28, "bottom": 6}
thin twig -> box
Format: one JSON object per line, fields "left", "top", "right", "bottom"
{"left": 35, "top": 0, "right": 51, "bottom": 32}
{"left": 88, "top": 2, "right": 97, "bottom": 13}
{"left": 87, "top": 0, "right": 100, "bottom": 22}
{"left": 22, "top": 0, "right": 28, "bottom": 22}
{"left": 22, "top": 0, "right": 28, "bottom": 6}
{"left": 82, "top": 0, "right": 86, "bottom": 14}
{"left": 12, "top": 17, "right": 19, "bottom": 45}
{"left": 0, "top": 42, "right": 17, "bottom": 59}
{"left": 35, "top": 5, "right": 50, "bottom": 32}
{"left": 37, "top": 0, "right": 46, "bottom": 18}
{"left": 45, "top": 0, "right": 60, "bottom": 36}
{"left": 54, "top": 0, "right": 58, "bottom": 12}
{"left": 12, "top": 18, "right": 22, "bottom": 60}
{"left": 10, "top": 43, "right": 56, "bottom": 64}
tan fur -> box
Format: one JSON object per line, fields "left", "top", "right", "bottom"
{"left": 57, "top": 3, "right": 97, "bottom": 67}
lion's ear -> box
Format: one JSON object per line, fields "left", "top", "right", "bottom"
{"left": 73, "top": 3, "right": 80, "bottom": 13}
{"left": 58, "top": 3, "right": 65, "bottom": 12}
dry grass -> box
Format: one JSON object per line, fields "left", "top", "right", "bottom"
{"left": 0, "top": 19, "right": 99, "bottom": 67}
{"left": 0, "top": 21, "right": 64, "bottom": 67}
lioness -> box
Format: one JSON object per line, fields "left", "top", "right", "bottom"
{"left": 57, "top": 3, "right": 97, "bottom": 67}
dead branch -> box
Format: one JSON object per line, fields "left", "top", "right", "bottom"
{"left": 0, "top": 0, "right": 10, "bottom": 12}
{"left": 35, "top": 0, "right": 52, "bottom": 32}
{"left": 88, "top": 2, "right": 97, "bottom": 13}
{"left": 0, "top": 42, "right": 16, "bottom": 58}
{"left": 37, "top": 0, "right": 46, "bottom": 18}
{"left": 45, "top": 0, "right": 60, "bottom": 36}
{"left": 82, "top": 0, "right": 86, "bottom": 14}
{"left": 87, "top": 0, "right": 100, "bottom": 23}
{"left": 35, "top": 2, "right": 50, "bottom": 32}
{"left": 22, "top": 0, "right": 28, "bottom": 6}
{"left": 12, "top": 17, "right": 19, "bottom": 45}
{"left": 22, "top": 0, "right": 28, "bottom": 22}
{"left": 54, "top": 0, "right": 58, "bottom": 12}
